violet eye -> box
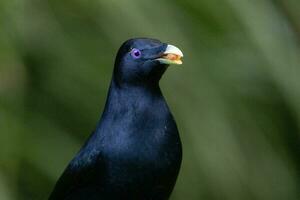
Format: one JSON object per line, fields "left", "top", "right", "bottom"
{"left": 130, "top": 48, "right": 142, "bottom": 59}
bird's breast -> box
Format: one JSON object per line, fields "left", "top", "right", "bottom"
{"left": 88, "top": 94, "right": 182, "bottom": 198}
{"left": 99, "top": 113, "right": 182, "bottom": 195}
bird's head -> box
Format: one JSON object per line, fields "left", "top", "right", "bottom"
{"left": 113, "top": 38, "right": 183, "bottom": 87}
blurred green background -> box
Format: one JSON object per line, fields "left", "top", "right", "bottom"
{"left": 1, "top": 0, "right": 300, "bottom": 199}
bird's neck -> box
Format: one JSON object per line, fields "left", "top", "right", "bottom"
{"left": 92, "top": 78, "right": 170, "bottom": 133}
{"left": 103, "top": 78, "right": 165, "bottom": 112}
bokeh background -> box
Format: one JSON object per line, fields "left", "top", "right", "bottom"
{"left": 1, "top": 0, "right": 300, "bottom": 199}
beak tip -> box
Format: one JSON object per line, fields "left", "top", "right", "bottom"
{"left": 164, "top": 44, "right": 184, "bottom": 57}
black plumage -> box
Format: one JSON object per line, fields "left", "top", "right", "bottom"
{"left": 49, "top": 38, "right": 183, "bottom": 200}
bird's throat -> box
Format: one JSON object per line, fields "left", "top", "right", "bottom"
{"left": 104, "top": 80, "right": 165, "bottom": 114}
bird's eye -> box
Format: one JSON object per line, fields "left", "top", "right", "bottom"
{"left": 130, "top": 48, "right": 142, "bottom": 59}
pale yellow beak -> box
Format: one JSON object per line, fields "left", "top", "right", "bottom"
{"left": 156, "top": 44, "right": 184, "bottom": 65}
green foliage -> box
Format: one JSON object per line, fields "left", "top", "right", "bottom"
{"left": 1, "top": 0, "right": 300, "bottom": 199}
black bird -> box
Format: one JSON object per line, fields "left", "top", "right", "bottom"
{"left": 49, "top": 38, "right": 184, "bottom": 200}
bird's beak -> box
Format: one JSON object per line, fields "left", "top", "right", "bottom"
{"left": 156, "top": 44, "right": 184, "bottom": 65}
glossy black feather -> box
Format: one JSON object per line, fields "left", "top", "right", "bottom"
{"left": 49, "top": 38, "right": 182, "bottom": 200}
